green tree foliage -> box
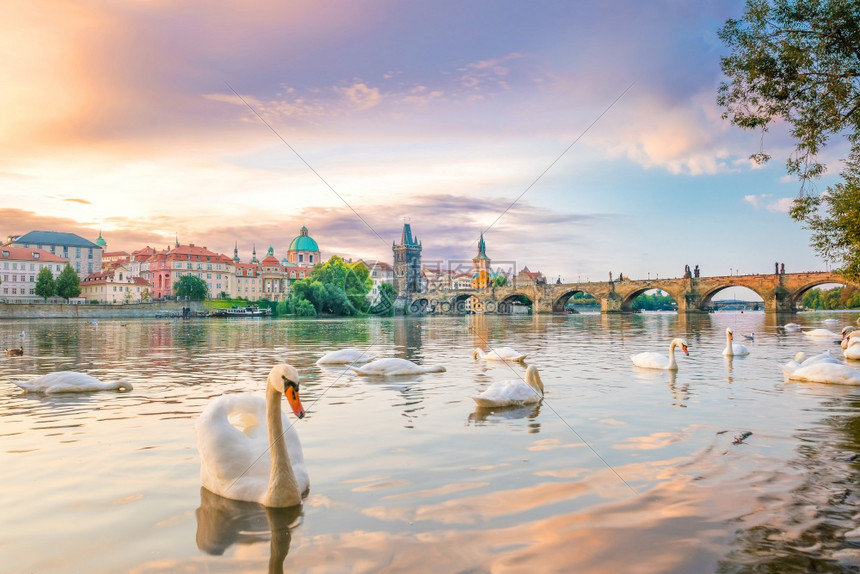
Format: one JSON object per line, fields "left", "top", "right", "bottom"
{"left": 718, "top": 0, "right": 860, "bottom": 281}
{"left": 493, "top": 275, "right": 508, "bottom": 287}
{"left": 173, "top": 275, "right": 209, "bottom": 301}
{"left": 56, "top": 265, "right": 81, "bottom": 301}
{"left": 632, "top": 292, "right": 677, "bottom": 311}
{"left": 34, "top": 267, "right": 57, "bottom": 301}
{"left": 802, "top": 285, "right": 860, "bottom": 309}
{"left": 284, "top": 256, "right": 372, "bottom": 317}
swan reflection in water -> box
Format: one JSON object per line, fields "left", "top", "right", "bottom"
{"left": 195, "top": 487, "right": 302, "bottom": 574}
{"left": 467, "top": 402, "right": 542, "bottom": 433}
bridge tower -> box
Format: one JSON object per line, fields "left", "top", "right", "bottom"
{"left": 393, "top": 222, "right": 422, "bottom": 296}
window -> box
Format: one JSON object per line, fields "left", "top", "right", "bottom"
{"left": 299, "top": 254, "right": 303, "bottom": 263}
{"left": 309, "top": 255, "right": 314, "bottom": 263}
{"left": 76, "top": 247, "right": 81, "bottom": 257}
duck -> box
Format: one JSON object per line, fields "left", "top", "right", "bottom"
{"left": 316, "top": 348, "right": 374, "bottom": 365}
{"left": 350, "top": 357, "right": 446, "bottom": 376}
{"left": 10, "top": 371, "right": 133, "bottom": 394}
{"left": 631, "top": 338, "right": 689, "bottom": 370}
{"left": 196, "top": 363, "right": 309, "bottom": 508}
{"left": 781, "top": 359, "right": 860, "bottom": 385}
{"left": 802, "top": 328, "right": 840, "bottom": 338}
{"left": 5, "top": 346, "right": 23, "bottom": 357}
{"left": 723, "top": 328, "right": 750, "bottom": 357}
{"left": 472, "top": 365, "right": 544, "bottom": 408}
{"left": 472, "top": 347, "right": 527, "bottom": 362}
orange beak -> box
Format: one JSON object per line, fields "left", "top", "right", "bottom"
{"left": 682, "top": 344, "right": 689, "bottom": 356}
{"left": 286, "top": 385, "right": 306, "bottom": 419}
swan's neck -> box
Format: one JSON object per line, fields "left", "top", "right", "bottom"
{"left": 667, "top": 341, "right": 678, "bottom": 368}
{"left": 527, "top": 369, "right": 544, "bottom": 396}
{"left": 725, "top": 332, "right": 733, "bottom": 356}
{"left": 264, "top": 382, "right": 301, "bottom": 507}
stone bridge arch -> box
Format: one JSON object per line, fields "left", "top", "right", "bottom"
{"left": 551, "top": 287, "right": 603, "bottom": 313}
{"left": 696, "top": 283, "right": 769, "bottom": 311}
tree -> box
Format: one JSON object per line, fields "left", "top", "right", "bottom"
{"left": 34, "top": 267, "right": 57, "bottom": 301}
{"left": 718, "top": 0, "right": 860, "bottom": 281}
{"left": 56, "top": 265, "right": 81, "bottom": 301}
{"left": 173, "top": 275, "right": 209, "bottom": 301}
{"left": 493, "top": 275, "right": 508, "bottom": 287}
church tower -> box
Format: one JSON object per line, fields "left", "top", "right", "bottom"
{"left": 393, "top": 223, "right": 422, "bottom": 296}
{"left": 471, "top": 233, "right": 492, "bottom": 289}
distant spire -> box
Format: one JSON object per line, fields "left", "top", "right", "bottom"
{"left": 175, "top": 233, "right": 180, "bottom": 248}
{"left": 233, "top": 241, "right": 239, "bottom": 263}
{"left": 251, "top": 243, "right": 258, "bottom": 263}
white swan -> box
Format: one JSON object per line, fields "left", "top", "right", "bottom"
{"left": 316, "top": 348, "right": 374, "bottom": 365}
{"left": 785, "top": 351, "right": 841, "bottom": 370}
{"left": 841, "top": 327, "right": 858, "bottom": 349}
{"left": 472, "top": 365, "right": 544, "bottom": 407}
{"left": 823, "top": 318, "right": 839, "bottom": 327}
{"left": 196, "top": 363, "right": 309, "bottom": 508}
{"left": 10, "top": 371, "right": 133, "bottom": 394}
{"left": 350, "top": 357, "right": 446, "bottom": 376}
{"left": 802, "top": 328, "right": 840, "bottom": 338}
{"left": 844, "top": 339, "right": 860, "bottom": 361}
{"left": 472, "top": 347, "right": 527, "bottom": 362}
{"left": 782, "top": 323, "right": 802, "bottom": 332}
{"left": 631, "top": 338, "right": 689, "bottom": 370}
{"left": 723, "top": 327, "right": 750, "bottom": 357}
{"left": 781, "top": 359, "right": 860, "bottom": 385}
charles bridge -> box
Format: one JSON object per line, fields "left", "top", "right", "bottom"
{"left": 402, "top": 270, "right": 854, "bottom": 315}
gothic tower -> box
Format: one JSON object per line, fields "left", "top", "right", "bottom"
{"left": 393, "top": 223, "right": 422, "bottom": 296}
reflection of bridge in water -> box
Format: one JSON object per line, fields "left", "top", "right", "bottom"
{"left": 403, "top": 271, "right": 852, "bottom": 315}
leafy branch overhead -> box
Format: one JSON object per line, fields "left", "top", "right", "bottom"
{"left": 719, "top": 0, "right": 860, "bottom": 281}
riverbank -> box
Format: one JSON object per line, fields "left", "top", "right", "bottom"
{"left": 0, "top": 301, "right": 205, "bottom": 319}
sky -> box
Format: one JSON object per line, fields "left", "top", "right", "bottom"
{"left": 0, "top": 0, "right": 845, "bottom": 286}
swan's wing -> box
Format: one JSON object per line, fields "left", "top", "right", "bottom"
{"left": 473, "top": 380, "right": 536, "bottom": 407}
{"left": 197, "top": 394, "right": 272, "bottom": 499}
{"left": 631, "top": 352, "right": 669, "bottom": 369}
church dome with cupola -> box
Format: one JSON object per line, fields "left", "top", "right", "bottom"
{"left": 287, "top": 225, "right": 320, "bottom": 266}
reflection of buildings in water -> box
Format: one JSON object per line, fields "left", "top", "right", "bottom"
{"left": 394, "top": 318, "right": 423, "bottom": 361}
{"left": 196, "top": 487, "right": 302, "bottom": 574}
{"left": 466, "top": 313, "right": 489, "bottom": 350}
{"left": 467, "top": 403, "right": 542, "bottom": 433}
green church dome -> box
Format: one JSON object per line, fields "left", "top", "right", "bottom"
{"left": 288, "top": 226, "right": 319, "bottom": 252}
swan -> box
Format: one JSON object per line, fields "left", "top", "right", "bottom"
{"left": 781, "top": 359, "right": 860, "bottom": 385}
{"left": 472, "top": 365, "right": 544, "bottom": 408}
{"left": 350, "top": 357, "right": 446, "bottom": 376}
{"left": 316, "top": 348, "right": 374, "bottom": 365}
{"left": 844, "top": 339, "right": 860, "bottom": 361}
{"left": 10, "top": 371, "right": 133, "bottom": 394}
{"left": 802, "top": 328, "right": 840, "bottom": 338}
{"left": 841, "top": 327, "right": 859, "bottom": 349}
{"left": 781, "top": 323, "right": 802, "bottom": 332}
{"left": 785, "top": 350, "right": 841, "bottom": 370}
{"left": 631, "top": 338, "right": 689, "bottom": 370}
{"left": 823, "top": 318, "right": 839, "bottom": 327}
{"left": 723, "top": 328, "right": 750, "bottom": 356}
{"left": 196, "top": 363, "right": 309, "bottom": 508}
{"left": 5, "top": 346, "right": 23, "bottom": 356}
{"left": 472, "top": 347, "right": 527, "bottom": 362}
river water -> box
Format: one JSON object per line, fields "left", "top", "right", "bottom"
{"left": 2, "top": 312, "right": 860, "bottom": 573}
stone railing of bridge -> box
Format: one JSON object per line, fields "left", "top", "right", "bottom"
{"left": 404, "top": 271, "right": 852, "bottom": 315}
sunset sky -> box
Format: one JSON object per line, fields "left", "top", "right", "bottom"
{"left": 0, "top": 1, "right": 844, "bottom": 284}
